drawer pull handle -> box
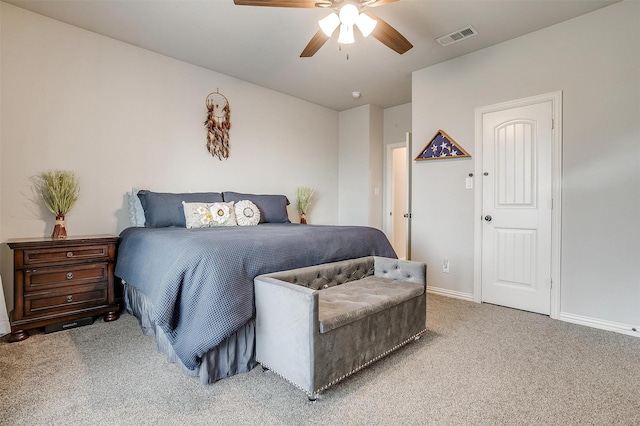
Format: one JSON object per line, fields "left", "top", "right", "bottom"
{"left": 66, "top": 272, "right": 74, "bottom": 280}
{"left": 66, "top": 295, "right": 73, "bottom": 303}
{"left": 66, "top": 252, "right": 74, "bottom": 258}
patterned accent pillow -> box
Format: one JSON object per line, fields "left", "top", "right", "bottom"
{"left": 235, "top": 200, "right": 261, "bottom": 226}
{"left": 182, "top": 201, "right": 237, "bottom": 229}
{"left": 127, "top": 187, "right": 146, "bottom": 227}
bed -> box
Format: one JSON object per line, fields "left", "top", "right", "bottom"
{"left": 115, "top": 190, "right": 397, "bottom": 384}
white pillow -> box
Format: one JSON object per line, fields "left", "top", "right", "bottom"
{"left": 182, "top": 201, "right": 237, "bottom": 228}
{"left": 235, "top": 200, "right": 260, "bottom": 226}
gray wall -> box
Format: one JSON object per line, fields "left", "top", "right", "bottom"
{"left": 411, "top": 1, "right": 639, "bottom": 330}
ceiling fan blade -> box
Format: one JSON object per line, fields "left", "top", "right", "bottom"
{"left": 233, "top": 0, "right": 318, "bottom": 7}
{"left": 300, "top": 29, "right": 330, "bottom": 57}
{"left": 364, "top": 11, "right": 413, "bottom": 54}
{"left": 364, "top": 0, "right": 399, "bottom": 7}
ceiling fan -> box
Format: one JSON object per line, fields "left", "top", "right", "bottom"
{"left": 233, "top": 0, "right": 413, "bottom": 57}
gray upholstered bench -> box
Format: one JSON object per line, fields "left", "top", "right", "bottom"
{"left": 254, "top": 256, "right": 427, "bottom": 399}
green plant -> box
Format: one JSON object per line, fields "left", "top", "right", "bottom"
{"left": 296, "top": 186, "right": 314, "bottom": 215}
{"left": 34, "top": 170, "right": 80, "bottom": 218}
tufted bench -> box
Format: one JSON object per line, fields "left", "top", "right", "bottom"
{"left": 254, "top": 256, "right": 427, "bottom": 399}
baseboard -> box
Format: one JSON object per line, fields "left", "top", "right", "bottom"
{"left": 426, "top": 286, "right": 475, "bottom": 302}
{"left": 559, "top": 312, "right": 640, "bottom": 338}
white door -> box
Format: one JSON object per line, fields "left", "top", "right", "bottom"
{"left": 481, "top": 101, "right": 553, "bottom": 314}
{"left": 391, "top": 146, "right": 408, "bottom": 259}
{"left": 386, "top": 133, "right": 412, "bottom": 260}
{"left": 405, "top": 132, "right": 412, "bottom": 260}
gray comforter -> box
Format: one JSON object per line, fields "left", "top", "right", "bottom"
{"left": 115, "top": 223, "right": 396, "bottom": 370}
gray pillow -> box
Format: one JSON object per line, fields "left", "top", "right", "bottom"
{"left": 127, "top": 187, "right": 146, "bottom": 227}
{"left": 222, "top": 192, "right": 290, "bottom": 223}
{"left": 137, "top": 190, "right": 223, "bottom": 228}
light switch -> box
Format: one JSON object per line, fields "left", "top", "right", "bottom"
{"left": 465, "top": 177, "right": 473, "bottom": 189}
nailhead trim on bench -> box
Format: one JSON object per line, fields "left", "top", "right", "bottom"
{"left": 257, "top": 328, "right": 427, "bottom": 399}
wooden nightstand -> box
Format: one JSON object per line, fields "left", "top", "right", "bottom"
{"left": 7, "top": 234, "right": 120, "bottom": 341}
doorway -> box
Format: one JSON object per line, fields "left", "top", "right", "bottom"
{"left": 385, "top": 133, "right": 412, "bottom": 260}
{"left": 474, "top": 92, "right": 562, "bottom": 318}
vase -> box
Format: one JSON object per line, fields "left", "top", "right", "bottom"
{"left": 300, "top": 213, "right": 307, "bottom": 225}
{"left": 52, "top": 214, "right": 68, "bottom": 239}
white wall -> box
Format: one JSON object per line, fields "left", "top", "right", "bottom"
{"left": 412, "top": 1, "right": 640, "bottom": 330}
{"left": 338, "top": 104, "right": 383, "bottom": 228}
{"left": 0, "top": 1, "right": 7, "bottom": 335}
{"left": 338, "top": 106, "right": 370, "bottom": 226}
{"left": 0, "top": 4, "right": 339, "bottom": 309}
{"left": 383, "top": 103, "right": 411, "bottom": 148}
{"left": 368, "top": 105, "right": 383, "bottom": 229}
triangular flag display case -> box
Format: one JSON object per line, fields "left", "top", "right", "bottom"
{"left": 415, "top": 129, "right": 470, "bottom": 161}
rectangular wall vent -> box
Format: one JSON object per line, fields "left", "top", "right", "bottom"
{"left": 436, "top": 25, "right": 478, "bottom": 47}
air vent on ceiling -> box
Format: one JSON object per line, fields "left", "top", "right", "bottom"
{"left": 436, "top": 26, "right": 478, "bottom": 47}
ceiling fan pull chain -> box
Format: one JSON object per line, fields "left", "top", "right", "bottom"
{"left": 337, "top": 44, "right": 349, "bottom": 60}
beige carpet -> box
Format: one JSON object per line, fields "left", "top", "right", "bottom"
{"left": 1, "top": 295, "right": 639, "bottom": 426}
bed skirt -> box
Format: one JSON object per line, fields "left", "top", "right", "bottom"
{"left": 122, "top": 282, "right": 257, "bottom": 384}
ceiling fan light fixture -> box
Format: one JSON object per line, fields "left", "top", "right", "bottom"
{"left": 355, "top": 12, "right": 377, "bottom": 37}
{"left": 338, "top": 3, "right": 359, "bottom": 27}
{"left": 338, "top": 24, "right": 355, "bottom": 44}
{"left": 319, "top": 12, "right": 340, "bottom": 37}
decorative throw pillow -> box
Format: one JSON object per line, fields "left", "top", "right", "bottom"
{"left": 234, "top": 200, "right": 261, "bottom": 226}
{"left": 127, "top": 187, "right": 146, "bottom": 227}
{"left": 182, "top": 201, "right": 237, "bottom": 229}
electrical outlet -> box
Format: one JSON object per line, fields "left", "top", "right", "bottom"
{"left": 442, "top": 259, "right": 450, "bottom": 273}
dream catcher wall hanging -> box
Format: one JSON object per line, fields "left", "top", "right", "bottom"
{"left": 204, "top": 90, "right": 231, "bottom": 160}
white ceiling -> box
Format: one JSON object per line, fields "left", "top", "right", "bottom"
{"left": 5, "top": 0, "right": 619, "bottom": 111}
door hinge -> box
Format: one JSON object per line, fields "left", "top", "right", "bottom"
{"left": 550, "top": 278, "right": 553, "bottom": 288}
{"left": 403, "top": 213, "right": 412, "bottom": 219}
{"left": 552, "top": 119, "right": 555, "bottom": 130}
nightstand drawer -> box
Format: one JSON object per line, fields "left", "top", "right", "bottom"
{"left": 24, "top": 263, "right": 109, "bottom": 292}
{"left": 23, "top": 284, "right": 108, "bottom": 318}
{"left": 20, "top": 244, "right": 112, "bottom": 267}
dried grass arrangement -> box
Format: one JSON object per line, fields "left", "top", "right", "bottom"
{"left": 296, "top": 186, "right": 314, "bottom": 224}
{"left": 33, "top": 170, "right": 79, "bottom": 239}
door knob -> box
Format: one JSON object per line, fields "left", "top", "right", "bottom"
{"left": 484, "top": 215, "right": 492, "bottom": 222}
